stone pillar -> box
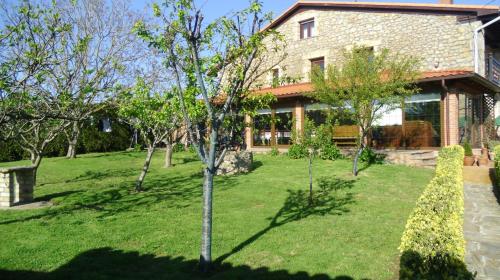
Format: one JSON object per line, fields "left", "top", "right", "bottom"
{"left": 0, "top": 166, "right": 35, "bottom": 207}
{"left": 295, "top": 101, "right": 304, "bottom": 136}
{"left": 442, "top": 91, "right": 459, "bottom": 146}
{"left": 244, "top": 114, "right": 252, "bottom": 149}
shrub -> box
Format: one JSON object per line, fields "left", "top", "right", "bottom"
{"left": 488, "top": 140, "right": 500, "bottom": 151}
{"left": 133, "top": 144, "right": 142, "bottom": 152}
{"left": 399, "top": 145, "right": 473, "bottom": 279}
{"left": 320, "top": 143, "right": 342, "bottom": 160}
{"left": 188, "top": 145, "right": 197, "bottom": 154}
{"left": 287, "top": 144, "right": 308, "bottom": 159}
{"left": 494, "top": 145, "right": 500, "bottom": 189}
{"left": 173, "top": 143, "right": 185, "bottom": 153}
{"left": 269, "top": 147, "right": 280, "bottom": 156}
{"left": 462, "top": 141, "right": 473, "bottom": 156}
{"left": 359, "top": 147, "right": 385, "bottom": 164}
{"left": 0, "top": 140, "right": 26, "bottom": 162}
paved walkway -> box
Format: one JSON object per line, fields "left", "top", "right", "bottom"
{"left": 463, "top": 166, "right": 500, "bottom": 279}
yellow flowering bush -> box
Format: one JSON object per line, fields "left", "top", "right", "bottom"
{"left": 399, "top": 145, "right": 473, "bottom": 279}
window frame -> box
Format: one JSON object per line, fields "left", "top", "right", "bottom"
{"left": 299, "top": 18, "right": 315, "bottom": 39}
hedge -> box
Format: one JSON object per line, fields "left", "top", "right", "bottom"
{"left": 495, "top": 146, "right": 500, "bottom": 189}
{"left": 0, "top": 113, "right": 133, "bottom": 162}
{"left": 399, "top": 145, "right": 473, "bottom": 279}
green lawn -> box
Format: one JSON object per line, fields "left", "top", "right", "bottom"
{"left": 0, "top": 151, "right": 433, "bottom": 279}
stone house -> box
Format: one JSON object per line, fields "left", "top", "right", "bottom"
{"left": 244, "top": 0, "right": 500, "bottom": 153}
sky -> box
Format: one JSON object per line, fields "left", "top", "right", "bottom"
{"left": 131, "top": 0, "right": 500, "bottom": 21}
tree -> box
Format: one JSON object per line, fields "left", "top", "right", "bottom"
{"left": 134, "top": 0, "right": 286, "bottom": 272}
{"left": 311, "top": 47, "right": 420, "bottom": 176}
{"left": 295, "top": 117, "right": 337, "bottom": 204}
{"left": 118, "top": 78, "right": 182, "bottom": 192}
{"left": 56, "top": 0, "right": 140, "bottom": 159}
{"left": 0, "top": 0, "right": 73, "bottom": 184}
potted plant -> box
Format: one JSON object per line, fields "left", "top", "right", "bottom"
{"left": 463, "top": 141, "right": 475, "bottom": 166}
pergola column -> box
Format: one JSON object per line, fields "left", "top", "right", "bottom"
{"left": 441, "top": 90, "right": 459, "bottom": 146}
{"left": 294, "top": 101, "right": 304, "bottom": 136}
{"left": 244, "top": 114, "right": 252, "bottom": 149}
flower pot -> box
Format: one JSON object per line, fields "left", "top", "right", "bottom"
{"left": 464, "top": 156, "right": 475, "bottom": 166}
{"left": 478, "top": 157, "right": 489, "bottom": 166}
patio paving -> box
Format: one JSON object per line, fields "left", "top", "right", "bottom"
{"left": 463, "top": 166, "right": 500, "bottom": 279}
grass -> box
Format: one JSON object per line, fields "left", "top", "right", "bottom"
{"left": 0, "top": 151, "right": 433, "bottom": 279}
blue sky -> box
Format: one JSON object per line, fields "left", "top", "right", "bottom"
{"left": 131, "top": 0, "right": 499, "bottom": 21}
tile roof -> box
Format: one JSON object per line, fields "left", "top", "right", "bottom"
{"left": 252, "top": 69, "right": 477, "bottom": 98}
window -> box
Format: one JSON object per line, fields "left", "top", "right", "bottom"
{"left": 300, "top": 19, "right": 314, "bottom": 39}
{"left": 305, "top": 103, "right": 329, "bottom": 126}
{"left": 251, "top": 108, "right": 294, "bottom": 147}
{"left": 272, "top": 68, "right": 279, "bottom": 87}
{"left": 404, "top": 93, "right": 441, "bottom": 147}
{"left": 274, "top": 108, "right": 293, "bottom": 145}
{"left": 310, "top": 57, "right": 325, "bottom": 75}
{"left": 355, "top": 46, "right": 375, "bottom": 62}
{"left": 253, "top": 110, "right": 272, "bottom": 146}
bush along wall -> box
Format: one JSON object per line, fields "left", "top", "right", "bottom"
{"left": 1, "top": 113, "right": 133, "bottom": 163}
{"left": 399, "top": 145, "right": 473, "bottom": 279}
{"left": 494, "top": 146, "right": 500, "bottom": 189}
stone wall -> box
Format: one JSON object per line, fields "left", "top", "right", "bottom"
{"left": 217, "top": 151, "right": 253, "bottom": 176}
{"left": 260, "top": 9, "right": 484, "bottom": 85}
{"left": 0, "top": 166, "right": 35, "bottom": 207}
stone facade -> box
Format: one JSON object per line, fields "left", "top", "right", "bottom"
{"left": 217, "top": 151, "right": 253, "bottom": 176}
{"left": 0, "top": 166, "right": 35, "bottom": 207}
{"left": 261, "top": 9, "right": 484, "bottom": 85}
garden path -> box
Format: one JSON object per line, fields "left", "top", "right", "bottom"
{"left": 463, "top": 166, "right": 500, "bottom": 279}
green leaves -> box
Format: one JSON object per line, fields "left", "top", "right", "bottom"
{"left": 118, "top": 77, "right": 181, "bottom": 136}
{"left": 152, "top": 3, "right": 162, "bottom": 17}
{"left": 399, "top": 146, "right": 471, "bottom": 279}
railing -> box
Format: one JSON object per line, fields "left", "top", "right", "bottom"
{"left": 487, "top": 54, "right": 500, "bottom": 86}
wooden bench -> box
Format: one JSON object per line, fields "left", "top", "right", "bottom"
{"left": 333, "top": 125, "right": 359, "bottom": 146}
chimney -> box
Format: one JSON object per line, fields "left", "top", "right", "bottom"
{"left": 439, "top": 0, "right": 453, "bottom": 4}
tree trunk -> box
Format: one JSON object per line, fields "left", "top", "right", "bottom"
{"left": 199, "top": 129, "right": 217, "bottom": 273}
{"left": 66, "top": 121, "right": 80, "bottom": 159}
{"left": 308, "top": 154, "right": 313, "bottom": 205}
{"left": 199, "top": 167, "right": 214, "bottom": 272}
{"left": 31, "top": 152, "right": 42, "bottom": 187}
{"left": 352, "top": 144, "right": 364, "bottom": 176}
{"left": 164, "top": 143, "right": 173, "bottom": 168}
{"left": 135, "top": 146, "right": 155, "bottom": 192}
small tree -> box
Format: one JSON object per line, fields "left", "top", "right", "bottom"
{"left": 299, "top": 117, "right": 338, "bottom": 204}
{"left": 134, "top": 0, "right": 286, "bottom": 271}
{"left": 118, "top": 78, "right": 182, "bottom": 192}
{"left": 311, "top": 47, "right": 420, "bottom": 176}
{"left": 302, "top": 118, "right": 319, "bottom": 204}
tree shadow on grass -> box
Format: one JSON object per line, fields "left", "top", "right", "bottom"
{"left": 251, "top": 160, "right": 263, "bottom": 171}
{"left": 215, "top": 177, "right": 356, "bottom": 264}
{"left": 399, "top": 250, "right": 474, "bottom": 279}
{"left": 0, "top": 170, "right": 242, "bottom": 225}
{"left": 34, "top": 190, "right": 83, "bottom": 202}
{"left": 0, "top": 247, "right": 360, "bottom": 280}
{"left": 64, "top": 168, "right": 137, "bottom": 183}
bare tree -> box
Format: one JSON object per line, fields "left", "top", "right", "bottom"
{"left": 55, "top": 0, "right": 141, "bottom": 159}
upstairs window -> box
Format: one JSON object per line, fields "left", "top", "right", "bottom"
{"left": 311, "top": 57, "right": 325, "bottom": 73}
{"left": 300, "top": 19, "right": 315, "bottom": 39}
